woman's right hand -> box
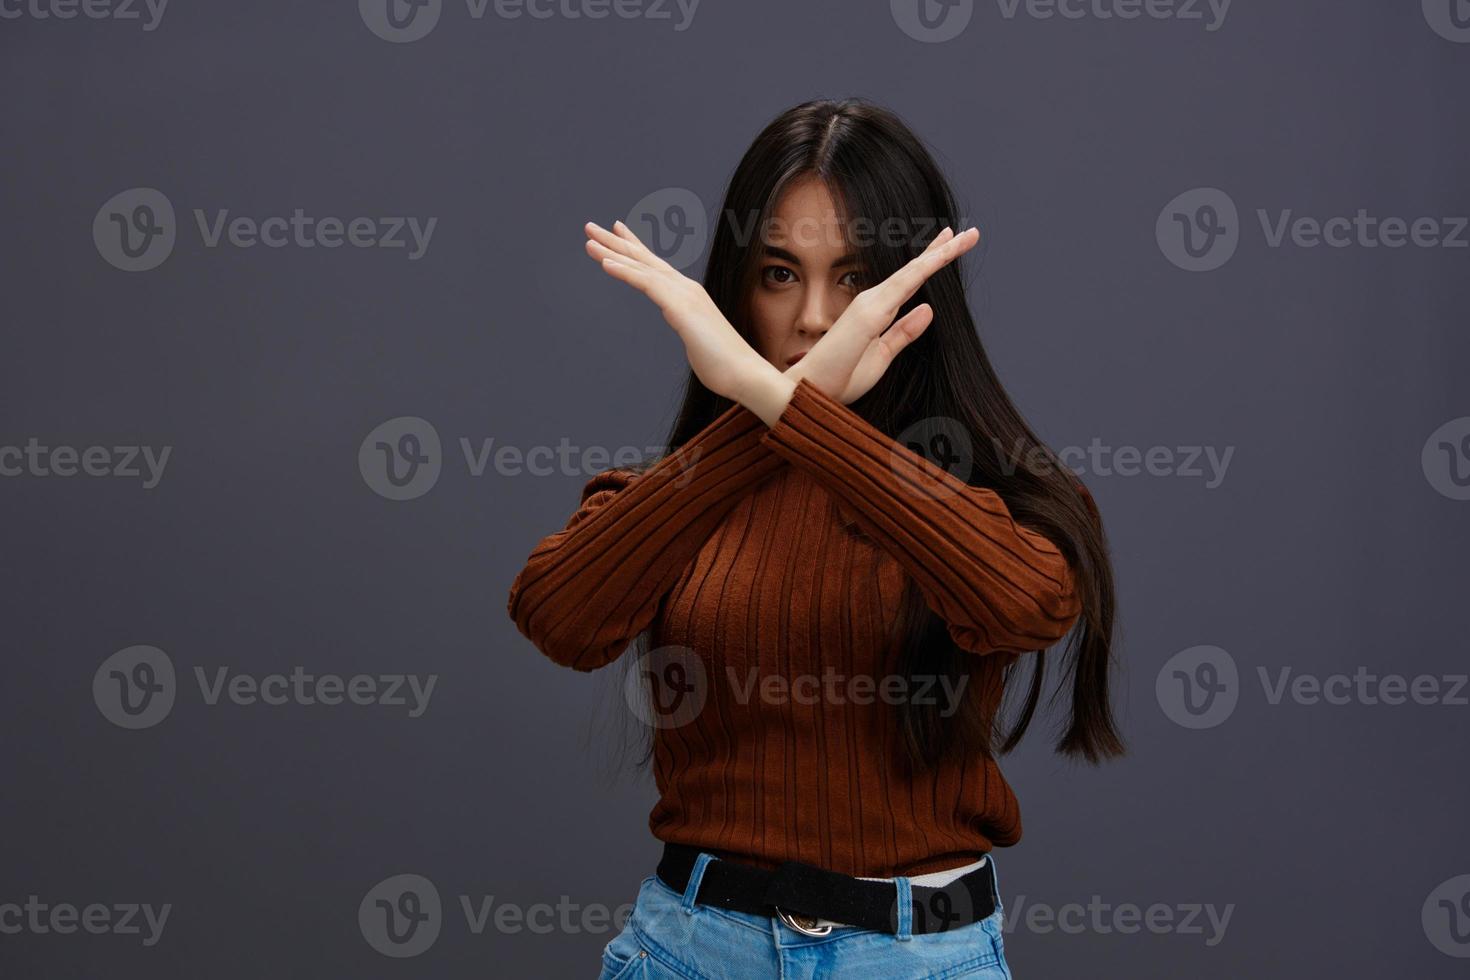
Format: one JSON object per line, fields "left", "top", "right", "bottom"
{"left": 585, "top": 219, "right": 773, "bottom": 404}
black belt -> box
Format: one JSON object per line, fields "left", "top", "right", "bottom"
{"left": 655, "top": 843, "right": 996, "bottom": 936}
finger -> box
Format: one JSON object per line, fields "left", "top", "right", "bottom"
{"left": 877, "top": 226, "right": 978, "bottom": 307}
{"left": 867, "top": 230, "right": 954, "bottom": 308}
{"left": 921, "top": 226, "right": 978, "bottom": 272}
{"left": 907, "top": 226, "right": 976, "bottom": 281}
{"left": 585, "top": 221, "right": 648, "bottom": 265}
{"left": 897, "top": 227, "right": 953, "bottom": 270}
{"left": 920, "top": 226, "right": 955, "bottom": 255}
{"left": 899, "top": 226, "right": 953, "bottom": 266}
{"left": 893, "top": 229, "right": 976, "bottom": 287}
{"left": 612, "top": 219, "right": 675, "bottom": 271}
{"left": 585, "top": 238, "right": 627, "bottom": 266}
{"left": 598, "top": 256, "right": 653, "bottom": 290}
{"left": 878, "top": 303, "right": 934, "bottom": 359}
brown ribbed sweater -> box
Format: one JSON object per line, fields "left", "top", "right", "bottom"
{"left": 506, "top": 376, "right": 1083, "bottom": 877}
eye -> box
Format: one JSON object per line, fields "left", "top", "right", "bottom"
{"left": 839, "top": 270, "right": 866, "bottom": 290}
{"left": 761, "top": 265, "right": 797, "bottom": 286}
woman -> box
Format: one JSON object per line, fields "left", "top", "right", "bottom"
{"left": 507, "top": 98, "right": 1123, "bottom": 979}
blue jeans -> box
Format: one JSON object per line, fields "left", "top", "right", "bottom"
{"left": 596, "top": 851, "right": 1013, "bottom": 979}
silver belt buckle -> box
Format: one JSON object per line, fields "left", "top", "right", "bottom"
{"left": 776, "top": 907, "right": 834, "bottom": 936}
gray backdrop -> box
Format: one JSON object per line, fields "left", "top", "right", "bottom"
{"left": 3, "top": 0, "right": 1468, "bottom": 977}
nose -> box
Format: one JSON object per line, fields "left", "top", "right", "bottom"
{"left": 795, "top": 286, "right": 837, "bottom": 339}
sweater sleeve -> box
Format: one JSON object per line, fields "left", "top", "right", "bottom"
{"left": 507, "top": 400, "right": 787, "bottom": 671}
{"left": 757, "top": 376, "right": 1083, "bottom": 655}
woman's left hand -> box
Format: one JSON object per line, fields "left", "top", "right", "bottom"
{"left": 789, "top": 226, "right": 980, "bottom": 404}
{"left": 584, "top": 219, "right": 773, "bottom": 405}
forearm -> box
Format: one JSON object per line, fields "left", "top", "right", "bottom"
{"left": 507, "top": 398, "right": 786, "bottom": 670}
{"left": 752, "top": 375, "right": 1082, "bottom": 653}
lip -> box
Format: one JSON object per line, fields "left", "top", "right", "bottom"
{"left": 785, "top": 351, "right": 809, "bottom": 366}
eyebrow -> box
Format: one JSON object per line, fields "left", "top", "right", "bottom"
{"left": 760, "top": 245, "right": 861, "bottom": 268}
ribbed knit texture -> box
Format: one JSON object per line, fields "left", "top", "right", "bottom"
{"left": 507, "top": 377, "right": 1083, "bottom": 877}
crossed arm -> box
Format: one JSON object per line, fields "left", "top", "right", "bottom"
{"left": 506, "top": 382, "right": 1082, "bottom": 671}
{"left": 506, "top": 220, "right": 1082, "bottom": 670}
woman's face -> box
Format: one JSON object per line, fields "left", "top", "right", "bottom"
{"left": 747, "top": 175, "right": 866, "bottom": 371}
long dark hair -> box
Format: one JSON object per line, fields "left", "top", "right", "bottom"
{"left": 614, "top": 98, "right": 1123, "bottom": 773}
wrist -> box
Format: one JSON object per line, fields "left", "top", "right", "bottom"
{"left": 736, "top": 363, "right": 798, "bottom": 428}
